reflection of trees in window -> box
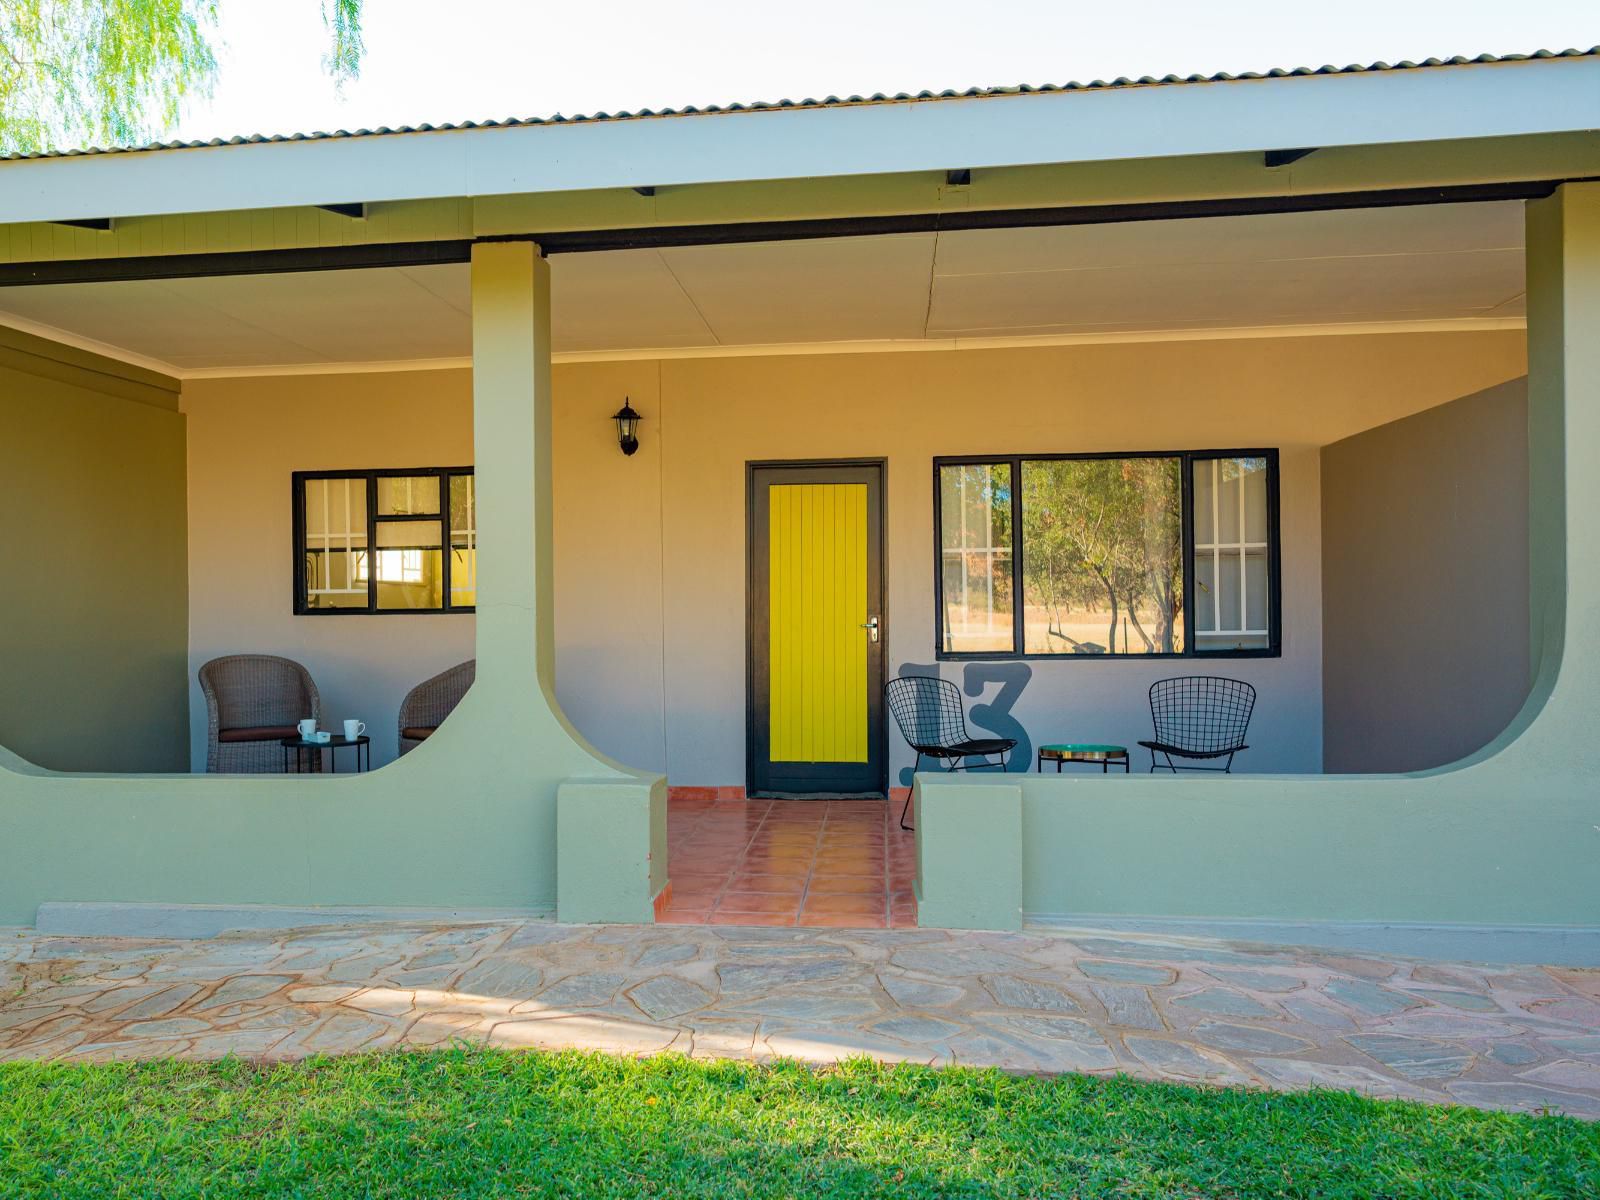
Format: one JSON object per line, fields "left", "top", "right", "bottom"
{"left": 934, "top": 450, "right": 1277, "bottom": 659}
{"left": 1022, "top": 458, "right": 1182, "bottom": 654}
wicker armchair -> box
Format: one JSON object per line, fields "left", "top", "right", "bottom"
{"left": 398, "top": 660, "right": 475, "bottom": 756}
{"left": 199, "top": 654, "right": 321, "bottom": 774}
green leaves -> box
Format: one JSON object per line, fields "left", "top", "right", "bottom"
{"left": 0, "top": 1, "right": 365, "bottom": 156}
{"left": 321, "top": 0, "right": 362, "bottom": 87}
{"left": 0, "top": 0, "right": 218, "bottom": 155}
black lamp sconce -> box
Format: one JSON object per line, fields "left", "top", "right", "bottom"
{"left": 612, "top": 399, "right": 642, "bottom": 456}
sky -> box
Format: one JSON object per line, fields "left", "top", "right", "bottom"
{"left": 171, "top": 0, "right": 1599, "bottom": 142}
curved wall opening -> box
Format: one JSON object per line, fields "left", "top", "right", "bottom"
{"left": 183, "top": 368, "right": 478, "bottom": 775}
{"left": 1320, "top": 376, "right": 1533, "bottom": 773}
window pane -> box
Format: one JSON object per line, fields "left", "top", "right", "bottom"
{"left": 1245, "top": 547, "right": 1269, "bottom": 631}
{"left": 304, "top": 550, "right": 370, "bottom": 608}
{"left": 1243, "top": 459, "right": 1268, "bottom": 541}
{"left": 376, "top": 475, "right": 440, "bottom": 516}
{"left": 1218, "top": 461, "right": 1242, "bottom": 542}
{"left": 450, "top": 549, "right": 476, "bottom": 607}
{"left": 1193, "top": 456, "right": 1214, "bottom": 545}
{"left": 1020, "top": 458, "right": 1183, "bottom": 655}
{"left": 374, "top": 520, "right": 443, "bottom": 609}
{"left": 302, "top": 478, "right": 367, "bottom": 609}
{"left": 939, "top": 464, "right": 1013, "bottom": 652}
{"left": 376, "top": 520, "right": 441, "bottom": 549}
{"left": 449, "top": 475, "right": 476, "bottom": 607}
{"left": 1194, "top": 552, "right": 1216, "bottom": 632}
{"left": 1216, "top": 548, "right": 1243, "bottom": 631}
{"left": 1192, "top": 456, "right": 1271, "bottom": 651}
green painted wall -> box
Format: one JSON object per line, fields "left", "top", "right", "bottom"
{"left": 557, "top": 777, "right": 669, "bottom": 923}
{"left": 0, "top": 327, "right": 188, "bottom": 772}
{"left": 914, "top": 776, "right": 1022, "bottom": 931}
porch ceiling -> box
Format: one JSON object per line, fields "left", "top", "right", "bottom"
{"left": 0, "top": 201, "right": 1524, "bottom": 374}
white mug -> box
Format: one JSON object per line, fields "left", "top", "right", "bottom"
{"left": 297, "top": 718, "right": 317, "bottom": 740}
{"left": 343, "top": 719, "right": 366, "bottom": 741}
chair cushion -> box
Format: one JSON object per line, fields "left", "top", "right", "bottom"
{"left": 912, "top": 738, "right": 1016, "bottom": 757}
{"left": 401, "top": 726, "right": 438, "bottom": 742}
{"left": 1137, "top": 740, "right": 1247, "bottom": 759}
{"left": 217, "top": 725, "right": 300, "bottom": 743}
{"left": 951, "top": 738, "right": 1017, "bottom": 756}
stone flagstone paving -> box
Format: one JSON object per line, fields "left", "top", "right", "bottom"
{"left": 3, "top": 920, "right": 1599, "bottom": 1119}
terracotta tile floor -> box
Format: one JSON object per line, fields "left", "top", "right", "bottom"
{"left": 661, "top": 795, "right": 916, "bottom": 929}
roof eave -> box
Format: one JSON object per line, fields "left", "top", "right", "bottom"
{"left": 2, "top": 53, "right": 1597, "bottom": 227}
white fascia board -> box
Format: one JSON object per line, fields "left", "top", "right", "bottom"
{"left": 2, "top": 57, "right": 1596, "bottom": 226}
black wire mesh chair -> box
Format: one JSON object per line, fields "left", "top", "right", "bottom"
{"left": 884, "top": 676, "right": 1016, "bottom": 830}
{"left": 1138, "top": 676, "right": 1256, "bottom": 773}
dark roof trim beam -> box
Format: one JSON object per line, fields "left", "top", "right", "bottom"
{"left": 1264, "top": 148, "right": 1319, "bottom": 168}
{"left": 0, "top": 177, "right": 1584, "bottom": 287}
{"left": 316, "top": 203, "right": 367, "bottom": 219}
{"left": 50, "top": 217, "right": 113, "bottom": 231}
{"left": 530, "top": 178, "right": 1573, "bottom": 254}
{"left": 0, "top": 239, "right": 473, "bottom": 286}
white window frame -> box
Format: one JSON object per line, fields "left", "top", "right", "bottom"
{"left": 304, "top": 477, "right": 368, "bottom": 600}
{"left": 940, "top": 466, "right": 1012, "bottom": 647}
{"left": 1193, "top": 457, "right": 1272, "bottom": 645}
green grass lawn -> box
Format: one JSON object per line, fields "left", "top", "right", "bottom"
{"left": 1, "top": 1049, "right": 1596, "bottom": 1198}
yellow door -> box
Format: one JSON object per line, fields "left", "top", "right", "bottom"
{"left": 769, "top": 483, "right": 868, "bottom": 762}
{"left": 752, "top": 466, "right": 884, "bottom": 796}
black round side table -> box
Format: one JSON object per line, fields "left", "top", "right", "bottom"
{"left": 279, "top": 735, "right": 371, "bottom": 773}
{"left": 1037, "top": 743, "right": 1130, "bottom": 773}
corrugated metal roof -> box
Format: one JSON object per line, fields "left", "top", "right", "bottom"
{"left": 4, "top": 48, "right": 1595, "bottom": 162}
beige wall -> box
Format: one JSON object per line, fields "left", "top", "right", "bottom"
{"left": 550, "top": 330, "right": 1526, "bottom": 783}
{"left": 0, "top": 326, "right": 188, "bottom": 771}
{"left": 183, "top": 371, "right": 475, "bottom": 770}
{"left": 184, "top": 329, "right": 1526, "bottom": 780}
{"left": 1321, "top": 379, "right": 1531, "bottom": 771}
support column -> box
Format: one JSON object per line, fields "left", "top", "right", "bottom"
{"left": 471, "top": 240, "right": 556, "bottom": 699}
{"left": 469, "top": 239, "right": 632, "bottom": 756}
{"left": 469, "top": 241, "right": 667, "bottom": 923}
{"left": 1523, "top": 182, "right": 1600, "bottom": 744}
{"left": 464, "top": 240, "right": 632, "bottom": 756}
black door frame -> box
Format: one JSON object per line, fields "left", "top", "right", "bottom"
{"left": 746, "top": 458, "right": 888, "bottom": 799}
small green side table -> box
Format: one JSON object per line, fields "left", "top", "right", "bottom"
{"left": 1037, "top": 743, "right": 1130, "bottom": 773}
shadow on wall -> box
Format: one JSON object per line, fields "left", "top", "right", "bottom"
{"left": 894, "top": 662, "right": 1033, "bottom": 788}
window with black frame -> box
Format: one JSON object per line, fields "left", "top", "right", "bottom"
{"left": 294, "top": 468, "right": 476, "bottom": 614}
{"left": 935, "top": 452, "right": 1278, "bottom": 658}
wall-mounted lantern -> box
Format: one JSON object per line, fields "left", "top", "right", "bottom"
{"left": 612, "top": 398, "right": 642, "bottom": 456}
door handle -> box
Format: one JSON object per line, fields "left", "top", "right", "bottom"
{"left": 860, "top": 616, "right": 880, "bottom": 643}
